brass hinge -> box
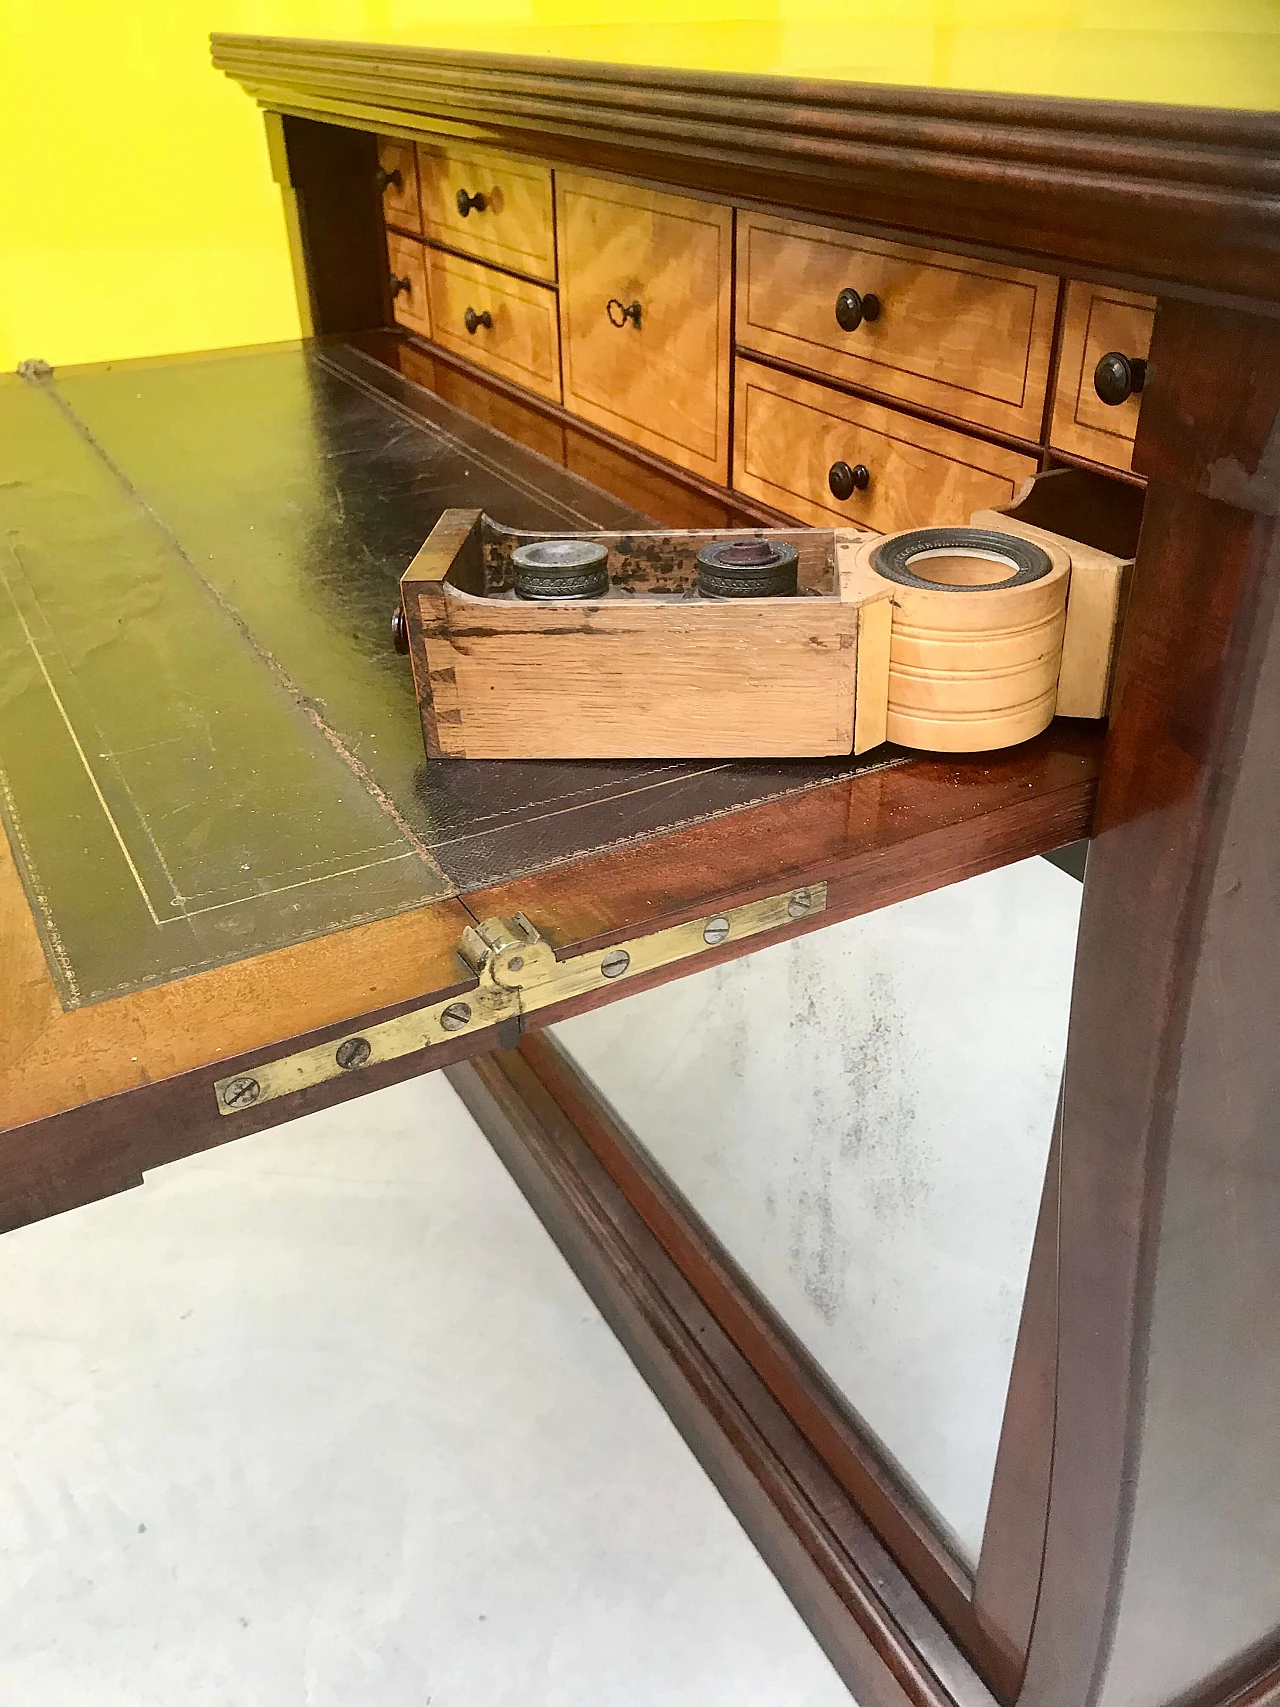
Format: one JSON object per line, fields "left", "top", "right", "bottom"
{"left": 213, "top": 881, "right": 826, "bottom": 1114}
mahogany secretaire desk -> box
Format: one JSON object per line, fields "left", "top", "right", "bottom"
{"left": 2, "top": 34, "right": 1278, "bottom": 1707}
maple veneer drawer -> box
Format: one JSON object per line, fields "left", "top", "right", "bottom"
{"left": 377, "top": 136, "right": 422, "bottom": 235}
{"left": 734, "top": 360, "right": 1039, "bottom": 532}
{"left": 1050, "top": 280, "right": 1156, "bottom": 474}
{"left": 417, "top": 142, "right": 555, "bottom": 282}
{"left": 386, "top": 232, "right": 431, "bottom": 338}
{"left": 425, "top": 250, "right": 560, "bottom": 402}
{"left": 557, "top": 173, "right": 732, "bottom": 483}
{"left": 738, "top": 213, "right": 1059, "bottom": 440}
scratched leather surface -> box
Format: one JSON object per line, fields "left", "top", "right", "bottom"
{"left": 0, "top": 343, "right": 889, "bottom": 1007}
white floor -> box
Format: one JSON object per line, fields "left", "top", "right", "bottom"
{"left": 554, "top": 857, "right": 1082, "bottom": 1563}
{"left": 0, "top": 1076, "right": 850, "bottom": 1707}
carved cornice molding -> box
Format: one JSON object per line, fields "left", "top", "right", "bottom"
{"left": 212, "top": 35, "right": 1280, "bottom": 303}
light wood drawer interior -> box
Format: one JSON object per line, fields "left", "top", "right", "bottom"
{"left": 425, "top": 250, "right": 561, "bottom": 402}
{"left": 557, "top": 173, "right": 732, "bottom": 483}
{"left": 738, "top": 213, "right": 1059, "bottom": 440}
{"left": 734, "top": 360, "right": 1039, "bottom": 533}
{"left": 386, "top": 232, "right": 431, "bottom": 338}
{"left": 1050, "top": 281, "right": 1156, "bottom": 473}
{"left": 378, "top": 136, "right": 422, "bottom": 235}
{"left": 417, "top": 143, "right": 555, "bottom": 282}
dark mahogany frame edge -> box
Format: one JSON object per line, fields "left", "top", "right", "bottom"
{"left": 210, "top": 33, "right": 1280, "bottom": 307}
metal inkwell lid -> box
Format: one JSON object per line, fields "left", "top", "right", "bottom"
{"left": 695, "top": 537, "right": 800, "bottom": 599}
{"left": 512, "top": 538, "right": 611, "bottom": 601}
{"left": 869, "top": 527, "right": 1053, "bottom": 592}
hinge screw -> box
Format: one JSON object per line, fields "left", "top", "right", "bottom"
{"left": 703, "top": 915, "right": 730, "bottom": 946}
{"left": 601, "top": 948, "right": 631, "bottom": 979}
{"left": 507, "top": 955, "right": 524, "bottom": 973}
{"left": 221, "top": 1076, "right": 261, "bottom": 1109}
{"left": 336, "top": 1037, "right": 371, "bottom": 1070}
{"left": 788, "top": 889, "right": 814, "bottom": 919}
{"left": 440, "top": 1001, "right": 473, "bottom": 1031}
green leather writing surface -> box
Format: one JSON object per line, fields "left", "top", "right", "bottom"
{"left": 0, "top": 345, "right": 893, "bottom": 1008}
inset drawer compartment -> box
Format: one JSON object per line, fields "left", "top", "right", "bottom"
{"left": 737, "top": 213, "right": 1059, "bottom": 439}
{"left": 386, "top": 232, "right": 431, "bottom": 338}
{"left": 417, "top": 142, "right": 555, "bottom": 282}
{"left": 556, "top": 173, "right": 732, "bottom": 483}
{"left": 733, "top": 360, "right": 1039, "bottom": 533}
{"left": 425, "top": 250, "right": 561, "bottom": 402}
{"left": 1050, "top": 281, "right": 1156, "bottom": 474}
{"left": 377, "top": 136, "right": 422, "bottom": 235}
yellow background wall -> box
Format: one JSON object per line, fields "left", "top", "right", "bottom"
{"left": 2, "top": 1, "right": 1276, "bottom": 373}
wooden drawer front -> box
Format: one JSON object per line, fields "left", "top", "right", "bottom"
{"left": 1051, "top": 281, "right": 1156, "bottom": 473}
{"left": 425, "top": 250, "right": 560, "bottom": 402}
{"left": 378, "top": 136, "right": 422, "bottom": 235}
{"left": 557, "top": 174, "right": 732, "bottom": 483}
{"left": 734, "top": 361, "right": 1039, "bottom": 533}
{"left": 417, "top": 143, "right": 555, "bottom": 281}
{"left": 387, "top": 232, "right": 431, "bottom": 338}
{"left": 738, "top": 214, "right": 1059, "bottom": 440}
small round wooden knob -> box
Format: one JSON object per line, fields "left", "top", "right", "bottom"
{"left": 391, "top": 603, "right": 410, "bottom": 654}
{"left": 455, "top": 188, "right": 488, "bottom": 217}
{"left": 389, "top": 274, "right": 411, "bottom": 298}
{"left": 828, "top": 461, "right": 871, "bottom": 500}
{"left": 464, "top": 307, "right": 493, "bottom": 335}
{"left": 1093, "top": 351, "right": 1147, "bottom": 406}
{"left": 835, "top": 288, "right": 882, "bottom": 332}
{"left": 606, "top": 297, "right": 642, "bottom": 329}
{"left": 376, "top": 165, "right": 403, "bottom": 193}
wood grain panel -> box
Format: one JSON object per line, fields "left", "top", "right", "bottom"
{"left": 972, "top": 505, "right": 1131, "bottom": 721}
{"left": 848, "top": 533, "right": 1070, "bottom": 752}
{"left": 467, "top": 723, "right": 1100, "bottom": 967}
{"left": 377, "top": 134, "right": 422, "bottom": 234}
{"left": 0, "top": 809, "right": 475, "bottom": 1140}
{"left": 434, "top": 583, "right": 859, "bottom": 759}
{"left": 738, "top": 213, "right": 1058, "bottom": 439}
{"left": 386, "top": 230, "right": 431, "bottom": 337}
{"left": 1050, "top": 281, "right": 1156, "bottom": 473}
{"left": 557, "top": 173, "right": 732, "bottom": 483}
{"left": 734, "top": 359, "right": 1038, "bottom": 532}
{"left": 425, "top": 249, "right": 561, "bottom": 401}
{"left": 418, "top": 141, "right": 555, "bottom": 281}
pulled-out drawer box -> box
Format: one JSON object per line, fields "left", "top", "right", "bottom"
{"left": 398, "top": 506, "right": 1126, "bottom": 760}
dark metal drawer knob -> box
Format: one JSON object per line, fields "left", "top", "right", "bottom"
{"left": 389, "top": 274, "right": 412, "bottom": 298}
{"left": 606, "top": 297, "right": 642, "bottom": 329}
{"left": 828, "top": 461, "right": 871, "bottom": 500}
{"left": 464, "top": 307, "right": 492, "bottom": 335}
{"left": 376, "top": 165, "right": 403, "bottom": 193}
{"left": 391, "top": 603, "right": 410, "bottom": 654}
{"left": 1093, "top": 351, "right": 1147, "bottom": 406}
{"left": 835, "top": 288, "right": 882, "bottom": 332}
{"left": 456, "top": 188, "right": 488, "bottom": 217}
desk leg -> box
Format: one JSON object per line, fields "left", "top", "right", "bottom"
{"left": 1021, "top": 303, "right": 1280, "bottom": 1707}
